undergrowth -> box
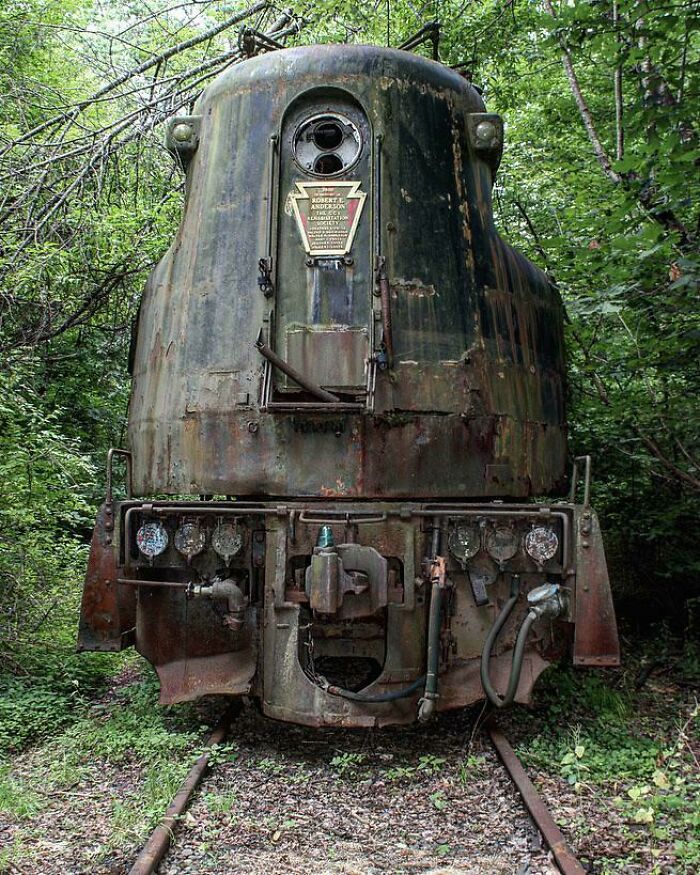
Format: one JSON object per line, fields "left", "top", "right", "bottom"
{"left": 0, "top": 662, "right": 208, "bottom": 864}
{"left": 513, "top": 646, "right": 700, "bottom": 874}
{"left": 0, "top": 648, "right": 115, "bottom": 754}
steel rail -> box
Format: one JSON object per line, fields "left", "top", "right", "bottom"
{"left": 128, "top": 706, "right": 237, "bottom": 875}
{"left": 487, "top": 720, "right": 586, "bottom": 875}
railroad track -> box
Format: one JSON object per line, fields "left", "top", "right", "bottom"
{"left": 129, "top": 707, "right": 586, "bottom": 875}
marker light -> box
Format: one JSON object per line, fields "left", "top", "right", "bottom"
{"left": 485, "top": 525, "right": 519, "bottom": 563}
{"left": 525, "top": 527, "right": 559, "bottom": 564}
{"left": 174, "top": 521, "right": 206, "bottom": 560}
{"left": 448, "top": 524, "right": 481, "bottom": 563}
{"left": 136, "top": 521, "right": 168, "bottom": 558}
{"left": 211, "top": 522, "right": 243, "bottom": 563}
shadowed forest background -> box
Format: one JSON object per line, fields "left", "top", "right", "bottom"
{"left": 0, "top": 1, "right": 698, "bottom": 869}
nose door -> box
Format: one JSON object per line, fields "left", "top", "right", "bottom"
{"left": 274, "top": 95, "right": 372, "bottom": 399}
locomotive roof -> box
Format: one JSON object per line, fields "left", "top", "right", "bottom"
{"left": 202, "top": 43, "right": 487, "bottom": 112}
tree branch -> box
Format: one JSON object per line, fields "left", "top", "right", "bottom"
{"left": 542, "top": 0, "right": 621, "bottom": 183}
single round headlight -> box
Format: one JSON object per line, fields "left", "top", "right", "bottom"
{"left": 136, "top": 521, "right": 168, "bottom": 558}
{"left": 484, "top": 525, "right": 519, "bottom": 563}
{"left": 448, "top": 524, "right": 481, "bottom": 563}
{"left": 525, "top": 527, "right": 559, "bottom": 564}
{"left": 211, "top": 522, "right": 243, "bottom": 563}
{"left": 174, "top": 521, "right": 206, "bottom": 560}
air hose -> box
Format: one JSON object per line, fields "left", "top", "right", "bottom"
{"left": 480, "top": 580, "right": 565, "bottom": 709}
{"left": 417, "top": 578, "right": 444, "bottom": 722}
{"left": 323, "top": 674, "right": 426, "bottom": 704}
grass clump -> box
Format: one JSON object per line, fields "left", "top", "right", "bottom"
{"left": 514, "top": 654, "right": 700, "bottom": 873}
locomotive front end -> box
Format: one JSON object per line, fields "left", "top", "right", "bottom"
{"left": 78, "top": 45, "right": 619, "bottom": 726}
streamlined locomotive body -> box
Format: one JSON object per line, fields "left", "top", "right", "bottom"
{"left": 78, "top": 45, "right": 619, "bottom": 727}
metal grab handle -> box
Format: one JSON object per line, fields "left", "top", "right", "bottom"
{"left": 106, "top": 448, "right": 133, "bottom": 503}
{"left": 569, "top": 455, "right": 592, "bottom": 508}
{"left": 375, "top": 256, "right": 394, "bottom": 369}
{"left": 298, "top": 511, "right": 387, "bottom": 525}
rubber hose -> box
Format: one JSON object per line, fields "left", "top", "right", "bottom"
{"left": 325, "top": 673, "right": 426, "bottom": 704}
{"left": 480, "top": 592, "right": 537, "bottom": 709}
{"left": 418, "top": 581, "right": 444, "bottom": 722}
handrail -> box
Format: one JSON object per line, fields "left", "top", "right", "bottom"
{"left": 106, "top": 448, "right": 133, "bottom": 503}
{"left": 569, "top": 455, "right": 592, "bottom": 508}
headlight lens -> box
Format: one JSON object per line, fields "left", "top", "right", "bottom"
{"left": 448, "top": 524, "right": 480, "bottom": 562}
{"left": 136, "top": 521, "right": 169, "bottom": 558}
{"left": 174, "top": 521, "right": 206, "bottom": 560}
{"left": 525, "top": 526, "right": 559, "bottom": 564}
{"left": 211, "top": 522, "right": 243, "bottom": 563}
{"left": 484, "top": 525, "right": 519, "bottom": 562}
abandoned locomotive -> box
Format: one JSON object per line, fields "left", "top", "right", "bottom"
{"left": 78, "top": 44, "right": 619, "bottom": 727}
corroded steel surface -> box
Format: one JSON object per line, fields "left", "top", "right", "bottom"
{"left": 77, "top": 503, "right": 135, "bottom": 652}
{"left": 128, "top": 45, "right": 566, "bottom": 499}
{"left": 76, "top": 496, "right": 618, "bottom": 722}
{"left": 573, "top": 507, "right": 620, "bottom": 666}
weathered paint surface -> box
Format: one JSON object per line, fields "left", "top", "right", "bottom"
{"left": 78, "top": 45, "right": 619, "bottom": 725}
{"left": 77, "top": 503, "right": 135, "bottom": 652}
{"left": 128, "top": 45, "right": 566, "bottom": 499}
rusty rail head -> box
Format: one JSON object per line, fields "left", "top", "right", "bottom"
{"left": 129, "top": 705, "right": 238, "bottom": 875}
{"left": 487, "top": 720, "right": 587, "bottom": 875}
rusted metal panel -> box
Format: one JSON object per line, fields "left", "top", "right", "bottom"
{"left": 127, "top": 45, "right": 567, "bottom": 499}
{"left": 78, "top": 44, "right": 617, "bottom": 726}
{"left": 284, "top": 327, "right": 367, "bottom": 390}
{"left": 78, "top": 495, "right": 619, "bottom": 721}
{"left": 77, "top": 503, "right": 135, "bottom": 652}
{"left": 573, "top": 507, "right": 620, "bottom": 666}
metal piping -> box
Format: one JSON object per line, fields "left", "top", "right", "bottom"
{"left": 420, "top": 508, "right": 573, "bottom": 575}
{"left": 122, "top": 503, "right": 573, "bottom": 574}
{"left": 376, "top": 257, "right": 394, "bottom": 368}
{"left": 481, "top": 580, "right": 566, "bottom": 709}
{"left": 255, "top": 329, "right": 340, "bottom": 402}
{"left": 418, "top": 578, "right": 443, "bottom": 722}
{"left": 324, "top": 673, "right": 425, "bottom": 704}
{"left": 418, "top": 523, "right": 445, "bottom": 722}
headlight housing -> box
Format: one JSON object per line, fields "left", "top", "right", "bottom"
{"left": 525, "top": 526, "right": 559, "bottom": 564}
{"left": 211, "top": 522, "right": 243, "bottom": 563}
{"left": 136, "top": 521, "right": 169, "bottom": 558}
{"left": 448, "top": 524, "right": 481, "bottom": 563}
{"left": 174, "top": 521, "right": 206, "bottom": 560}
{"left": 484, "top": 524, "right": 519, "bottom": 563}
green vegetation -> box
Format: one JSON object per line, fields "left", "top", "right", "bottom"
{"left": 514, "top": 654, "right": 700, "bottom": 873}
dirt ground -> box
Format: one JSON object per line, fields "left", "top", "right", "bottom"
{"left": 2, "top": 643, "right": 697, "bottom": 875}
{"left": 2, "top": 701, "right": 561, "bottom": 875}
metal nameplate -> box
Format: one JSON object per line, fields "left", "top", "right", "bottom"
{"left": 289, "top": 181, "right": 366, "bottom": 256}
